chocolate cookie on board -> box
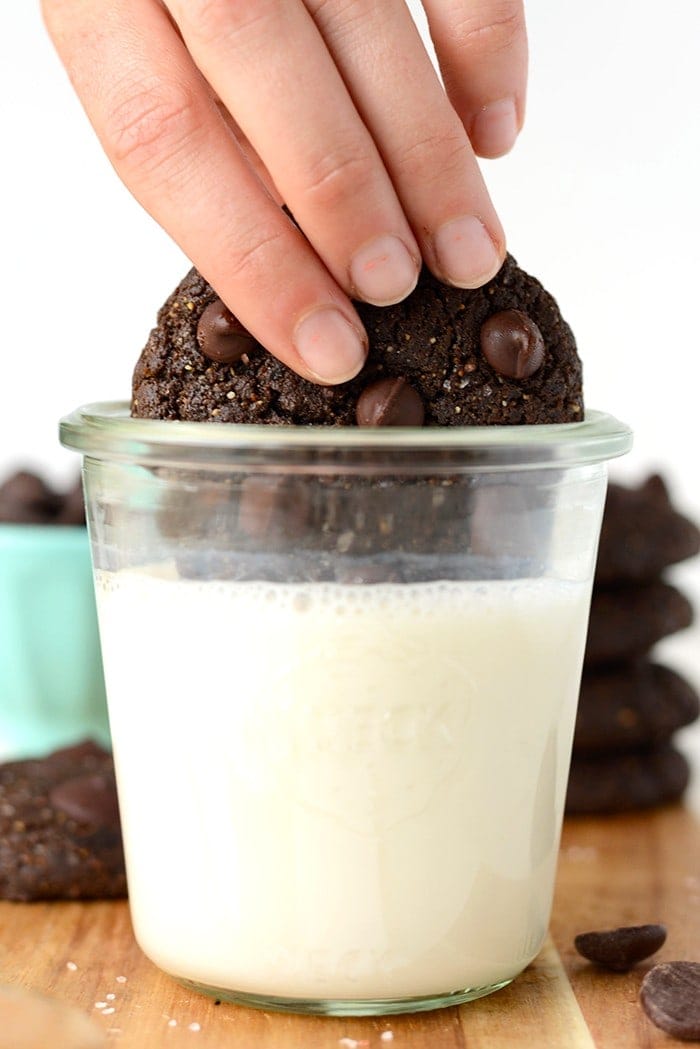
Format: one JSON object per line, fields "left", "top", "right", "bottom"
{"left": 0, "top": 741, "right": 125, "bottom": 901}
{"left": 565, "top": 745, "right": 690, "bottom": 815}
{"left": 596, "top": 475, "right": 700, "bottom": 584}
{"left": 574, "top": 662, "right": 700, "bottom": 753}
{"left": 584, "top": 581, "right": 693, "bottom": 666}
{"left": 132, "top": 255, "right": 583, "bottom": 426}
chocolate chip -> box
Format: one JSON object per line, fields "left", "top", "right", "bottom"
{"left": 50, "top": 773, "right": 120, "bottom": 827}
{"left": 356, "top": 377, "right": 425, "bottom": 427}
{"left": 640, "top": 961, "right": 700, "bottom": 1040}
{"left": 196, "top": 298, "right": 256, "bottom": 365}
{"left": 480, "top": 310, "right": 545, "bottom": 380}
{"left": 574, "top": 924, "right": 667, "bottom": 972}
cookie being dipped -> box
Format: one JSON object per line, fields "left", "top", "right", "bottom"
{"left": 132, "top": 255, "right": 583, "bottom": 426}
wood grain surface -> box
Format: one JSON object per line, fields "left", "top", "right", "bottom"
{"left": 0, "top": 806, "right": 698, "bottom": 1049}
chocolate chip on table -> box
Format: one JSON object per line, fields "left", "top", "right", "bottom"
{"left": 356, "top": 377, "right": 425, "bottom": 427}
{"left": 49, "top": 773, "right": 120, "bottom": 827}
{"left": 479, "top": 309, "right": 545, "bottom": 380}
{"left": 574, "top": 924, "right": 667, "bottom": 971}
{"left": 640, "top": 961, "right": 700, "bottom": 1040}
{"left": 196, "top": 298, "right": 256, "bottom": 365}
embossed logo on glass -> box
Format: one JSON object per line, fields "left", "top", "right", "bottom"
{"left": 230, "top": 636, "right": 474, "bottom": 832}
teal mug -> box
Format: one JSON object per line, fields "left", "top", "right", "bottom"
{"left": 0, "top": 523, "right": 109, "bottom": 759}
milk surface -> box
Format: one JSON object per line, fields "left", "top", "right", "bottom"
{"left": 96, "top": 566, "right": 590, "bottom": 1002}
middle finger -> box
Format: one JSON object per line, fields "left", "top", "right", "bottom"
{"left": 164, "top": 0, "right": 422, "bottom": 307}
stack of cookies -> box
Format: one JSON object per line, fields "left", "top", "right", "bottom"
{"left": 567, "top": 475, "right": 700, "bottom": 814}
{"left": 0, "top": 469, "right": 85, "bottom": 524}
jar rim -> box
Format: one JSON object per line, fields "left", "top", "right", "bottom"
{"left": 59, "top": 402, "right": 632, "bottom": 471}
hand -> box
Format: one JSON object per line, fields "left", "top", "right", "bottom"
{"left": 42, "top": 0, "right": 527, "bottom": 384}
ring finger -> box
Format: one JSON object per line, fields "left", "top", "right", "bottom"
{"left": 306, "top": 0, "right": 506, "bottom": 289}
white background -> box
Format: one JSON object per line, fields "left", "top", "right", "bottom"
{"left": 1, "top": 2, "right": 698, "bottom": 794}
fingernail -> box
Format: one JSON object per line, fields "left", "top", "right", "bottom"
{"left": 294, "top": 308, "right": 367, "bottom": 384}
{"left": 433, "top": 216, "right": 501, "bottom": 289}
{"left": 349, "top": 234, "right": 419, "bottom": 305}
{"left": 471, "top": 98, "right": 519, "bottom": 158}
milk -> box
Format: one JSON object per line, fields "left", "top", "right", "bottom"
{"left": 95, "top": 566, "right": 590, "bottom": 1003}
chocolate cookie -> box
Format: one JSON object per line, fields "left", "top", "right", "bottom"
{"left": 0, "top": 470, "right": 85, "bottom": 525}
{"left": 566, "top": 745, "right": 690, "bottom": 815}
{"left": 596, "top": 475, "right": 700, "bottom": 584}
{"left": 132, "top": 255, "right": 583, "bottom": 426}
{"left": 574, "top": 662, "right": 700, "bottom": 753}
{"left": 0, "top": 740, "right": 126, "bottom": 901}
{"left": 584, "top": 581, "right": 693, "bottom": 666}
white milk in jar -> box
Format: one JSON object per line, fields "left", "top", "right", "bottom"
{"left": 96, "top": 564, "right": 590, "bottom": 1003}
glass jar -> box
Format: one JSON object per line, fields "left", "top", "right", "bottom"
{"left": 61, "top": 403, "right": 631, "bottom": 1016}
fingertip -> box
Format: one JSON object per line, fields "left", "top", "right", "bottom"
{"left": 469, "top": 98, "right": 521, "bottom": 159}
{"left": 293, "top": 307, "right": 368, "bottom": 385}
{"left": 432, "top": 215, "right": 505, "bottom": 290}
{"left": 348, "top": 235, "right": 420, "bottom": 307}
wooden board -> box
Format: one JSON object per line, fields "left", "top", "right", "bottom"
{"left": 553, "top": 806, "right": 700, "bottom": 1048}
{"left": 0, "top": 806, "right": 698, "bottom": 1048}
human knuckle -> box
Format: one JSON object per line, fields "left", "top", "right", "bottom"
{"left": 397, "top": 127, "right": 468, "bottom": 181}
{"left": 453, "top": 3, "right": 524, "bottom": 55}
{"left": 105, "top": 80, "right": 200, "bottom": 175}
{"left": 302, "top": 146, "right": 375, "bottom": 210}
{"left": 183, "top": 0, "right": 274, "bottom": 49}
{"left": 228, "top": 226, "right": 290, "bottom": 284}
